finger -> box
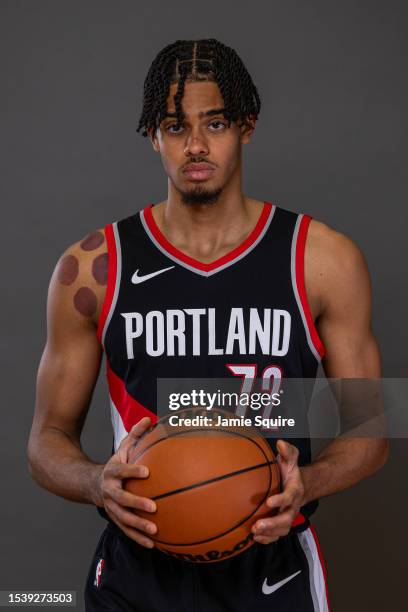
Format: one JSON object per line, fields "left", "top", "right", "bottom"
{"left": 105, "top": 499, "right": 157, "bottom": 535}
{"left": 117, "top": 418, "right": 153, "bottom": 462}
{"left": 107, "top": 488, "right": 156, "bottom": 513}
{"left": 265, "top": 491, "right": 290, "bottom": 511}
{"left": 252, "top": 511, "right": 295, "bottom": 535}
{"left": 253, "top": 534, "right": 279, "bottom": 544}
{"left": 127, "top": 418, "right": 153, "bottom": 441}
{"left": 105, "top": 462, "right": 150, "bottom": 480}
{"left": 266, "top": 486, "right": 299, "bottom": 511}
{"left": 119, "top": 523, "right": 155, "bottom": 549}
{"left": 106, "top": 514, "right": 155, "bottom": 549}
{"left": 254, "top": 525, "right": 291, "bottom": 539}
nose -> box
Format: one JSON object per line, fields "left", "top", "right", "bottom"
{"left": 184, "top": 127, "right": 209, "bottom": 157}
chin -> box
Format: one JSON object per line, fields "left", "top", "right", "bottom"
{"left": 179, "top": 185, "right": 223, "bottom": 206}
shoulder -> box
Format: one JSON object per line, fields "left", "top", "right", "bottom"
{"left": 55, "top": 227, "right": 108, "bottom": 289}
{"left": 307, "top": 218, "right": 368, "bottom": 274}
{"left": 50, "top": 228, "right": 108, "bottom": 327}
{"left": 305, "top": 219, "right": 371, "bottom": 312}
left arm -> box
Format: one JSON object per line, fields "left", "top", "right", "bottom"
{"left": 253, "top": 222, "right": 389, "bottom": 544}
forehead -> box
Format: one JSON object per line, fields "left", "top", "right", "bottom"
{"left": 166, "top": 81, "right": 224, "bottom": 117}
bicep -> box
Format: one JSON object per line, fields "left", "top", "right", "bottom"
{"left": 32, "top": 249, "right": 104, "bottom": 443}
{"left": 311, "top": 232, "right": 384, "bottom": 437}
{"left": 316, "top": 235, "right": 381, "bottom": 379}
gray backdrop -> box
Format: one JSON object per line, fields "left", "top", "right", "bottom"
{"left": 1, "top": 1, "right": 407, "bottom": 610}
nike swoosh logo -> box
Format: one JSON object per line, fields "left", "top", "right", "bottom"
{"left": 131, "top": 266, "right": 175, "bottom": 284}
{"left": 262, "top": 570, "right": 301, "bottom": 595}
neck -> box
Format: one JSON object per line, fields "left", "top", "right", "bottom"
{"left": 150, "top": 180, "right": 265, "bottom": 264}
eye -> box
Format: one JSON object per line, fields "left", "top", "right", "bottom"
{"left": 209, "top": 120, "right": 227, "bottom": 131}
{"left": 166, "top": 123, "right": 184, "bottom": 135}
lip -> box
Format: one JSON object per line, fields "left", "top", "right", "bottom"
{"left": 183, "top": 163, "right": 215, "bottom": 181}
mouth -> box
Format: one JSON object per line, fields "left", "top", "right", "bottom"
{"left": 182, "top": 163, "right": 216, "bottom": 182}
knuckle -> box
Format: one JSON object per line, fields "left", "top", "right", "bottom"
{"left": 108, "top": 464, "right": 120, "bottom": 478}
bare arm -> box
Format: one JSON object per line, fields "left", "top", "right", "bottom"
{"left": 253, "top": 222, "right": 389, "bottom": 543}
{"left": 300, "top": 222, "right": 389, "bottom": 504}
{"left": 28, "top": 239, "right": 106, "bottom": 504}
{"left": 28, "top": 234, "right": 157, "bottom": 547}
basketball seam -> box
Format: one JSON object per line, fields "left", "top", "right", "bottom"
{"left": 151, "top": 459, "right": 277, "bottom": 501}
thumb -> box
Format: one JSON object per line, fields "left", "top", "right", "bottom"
{"left": 117, "top": 417, "right": 152, "bottom": 462}
{"left": 276, "top": 439, "right": 299, "bottom": 464}
{"left": 127, "top": 417, "right": 153, "bottom": 442}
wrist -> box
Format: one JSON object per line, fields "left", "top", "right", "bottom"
{"left": 299, "top": 465, "right": 314, "bottom": 507}
{"left": 89, "top": 464, "right": 105, "bottom": 507}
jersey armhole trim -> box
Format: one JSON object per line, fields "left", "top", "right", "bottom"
{"left": 291, "top": 215, "right": 326, "bottom": 361}
{"left": 96, "top": 223, "right": 120, "bottom": 348}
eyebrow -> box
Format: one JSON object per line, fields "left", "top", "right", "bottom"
{"left": 164, "top": 108, "right": 227, "bottom": 120}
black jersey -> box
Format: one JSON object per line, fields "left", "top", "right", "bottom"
{"left": 97, "top": 201, "right": 326, "bottom": 522}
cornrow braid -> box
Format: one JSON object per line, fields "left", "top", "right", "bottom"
{"left": 136, "top": 39, "right": 261, "bottom": 137}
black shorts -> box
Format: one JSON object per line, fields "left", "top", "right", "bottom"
{"left": 84, "top": 521, "right": 329, "bottom": 611}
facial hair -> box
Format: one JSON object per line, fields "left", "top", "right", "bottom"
{"left": 179, "top": 185, "right": 223, "bottom": 206}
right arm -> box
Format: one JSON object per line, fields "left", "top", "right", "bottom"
{"left": 27, "top": 234, "right": 157, "bottom": 547}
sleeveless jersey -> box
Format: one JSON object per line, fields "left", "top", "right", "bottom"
{"left": 97, "top": 201, "right": 326, "bottom": 521}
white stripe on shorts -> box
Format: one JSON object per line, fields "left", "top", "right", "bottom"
{"left": 298, "top": 528, "right": 329, "bottom": 612}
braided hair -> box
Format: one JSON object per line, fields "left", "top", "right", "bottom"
{"left": 137, "top": 39, "right": 261, "bottom": 137}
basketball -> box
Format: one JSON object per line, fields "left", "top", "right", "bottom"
{"left": 124, "top": 409, "right": 280, "bottom": 563}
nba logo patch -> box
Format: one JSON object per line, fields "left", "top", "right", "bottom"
{"left": 94, "top": 558, "right": 105, "bottom": 587}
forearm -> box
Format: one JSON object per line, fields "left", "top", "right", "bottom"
{"left": 300, "top": 437, "right": 389, "bottom": 506}
{"left": 28, "top": 427, "right": 104, "bottom": 506}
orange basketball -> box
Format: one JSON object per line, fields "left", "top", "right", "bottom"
{"left": 124, "top": 409, "right": 280, "bottom": 563}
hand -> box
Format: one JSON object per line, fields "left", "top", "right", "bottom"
{"left": 96, "top": 417, "right": 158, "bottom": 548}
{"left": 252, "top": 440, "right": 305, "bottom": 544}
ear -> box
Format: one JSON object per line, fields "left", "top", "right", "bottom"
{"left": 240, "top": 116, "right": 256, "bottom": 144}
{"left": 148, "top": 127, "right": 160, "bottom": 153}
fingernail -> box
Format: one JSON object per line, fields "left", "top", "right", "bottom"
{"left": 148, "top": 503, "right": 156, "bottom": 512}
{"left": 141, "top": 467, "right": 148, "bottom": 477}
{"left": 147, "top": 524, "right": 156, "bottom": 534}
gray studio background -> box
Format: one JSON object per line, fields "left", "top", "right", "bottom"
{"left": 1, "top": 1, "right": 407, "bottom": 610}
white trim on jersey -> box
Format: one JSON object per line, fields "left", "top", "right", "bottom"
{"left": 139, "top": 205, "right": 276, "bottom": 277}
{"left": 290, "top": 215, "right": 322, "bottom": 362}
{"left": 101, "top": 222, "right": 122, "bottom": 347}
{"left": 298, "top": 528, "right": 329, "bottom": 612}
{"left": 109, "top": 394, "right": 128, "bottom": 452}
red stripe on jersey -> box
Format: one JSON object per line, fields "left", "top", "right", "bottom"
{"left": 310, "top": 524, "right": 331, "bottom": 610}
{"left": 295, "top": 216, "right": 326, "bottom": 358}
{"left": 106, "top": 361, "right": 157, "bottom": 430}
{"left": 292, "top": 512, "right": 306, "bottom": 527}
{"left": 143, "top": 202, "right": 273, "bottom": 272}
{"left": 97, "top": 224, "right": 117, "bottom": 345}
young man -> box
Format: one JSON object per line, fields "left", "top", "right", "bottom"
{"left": 28, "top": 39, "right": 388, "bottom": 611}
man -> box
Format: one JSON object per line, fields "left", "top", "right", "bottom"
{"left": 28, "top": 39, "right": 388, "bottom": 611}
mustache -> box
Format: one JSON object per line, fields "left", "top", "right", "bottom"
{"left": 182, "top": 158, "right": 216, "bottom": 168}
